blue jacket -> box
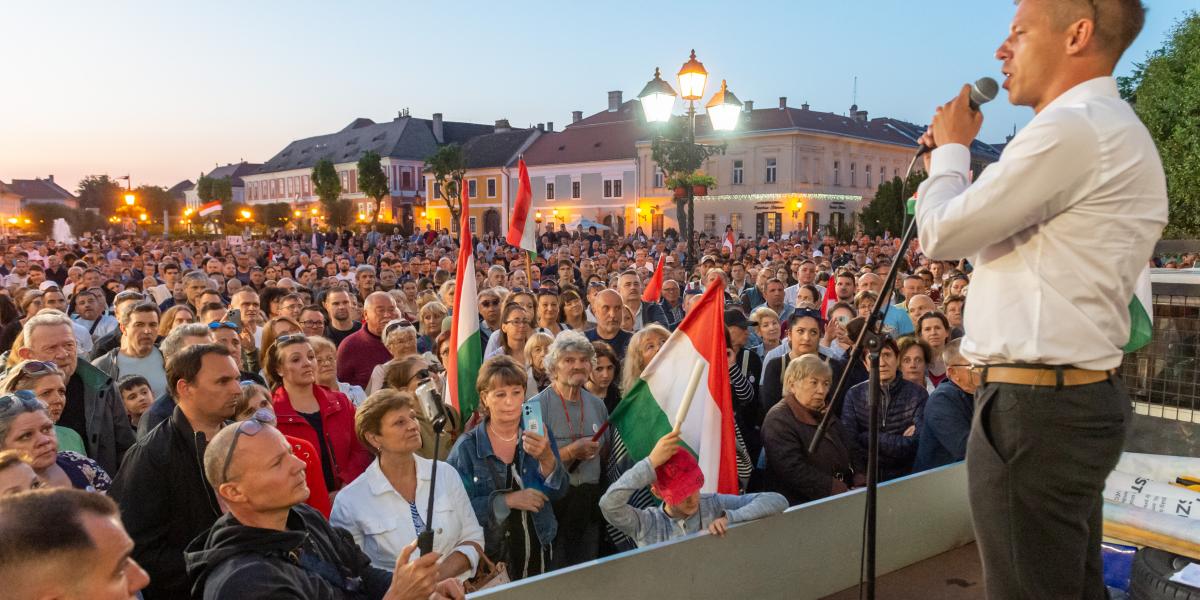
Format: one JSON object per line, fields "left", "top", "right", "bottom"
{"left": 913, "top": 379, "right": 974, "bottom": 472}
{"left": 446, "top": 419, "right": 568, "bottom": 554}
{"left": 840, "top": 377, "right": 928, "bottom": 481}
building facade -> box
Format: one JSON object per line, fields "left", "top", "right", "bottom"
{"left": 184, "top": 163, "right": 260, "bottom": 209}
{"left": 635, "top": 98, "right": 1000, "bottom": 240}
{"left": 242, "top": 112, "right": 495, "bottom": 230}
{"left": 5, "top": 175, "right": 78, "bottom": 210}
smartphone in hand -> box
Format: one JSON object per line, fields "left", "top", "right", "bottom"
{"left": 522, "top": 399, "right": 543, "bottom": 436}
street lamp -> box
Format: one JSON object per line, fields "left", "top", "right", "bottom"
{"left": 638, "top": 49, "right": 743, "bottom": 272}
{"left": 124, "top": 194, "right": 135, "bottom": 207}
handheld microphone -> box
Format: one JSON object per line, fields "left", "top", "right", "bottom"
{"left": 916, "top": 77, "right": 1000, "bottom": 157}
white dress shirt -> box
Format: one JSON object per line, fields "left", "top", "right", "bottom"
{"left": 916, "top": 77, "right": 1167, "bottom": 370}
{"left": 330, "top": 456, "right": 485, "bottom": 581}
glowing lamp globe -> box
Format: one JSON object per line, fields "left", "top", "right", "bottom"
{"left": 676, "top": 49, "right": 708, "bottom": 102}
{"left": 637, "top": 67, "right": 677, "bottom": 123}
{"left": 705, "top": 79, "right": 743, "bottom": 132}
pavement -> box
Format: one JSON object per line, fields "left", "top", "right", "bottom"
{"left": 822, "top": 543, "right": 985, "bottom": 600}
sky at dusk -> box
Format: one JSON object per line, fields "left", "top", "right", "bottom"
{"left": 2, "top": 0, "right": 1194, "bottom": 192}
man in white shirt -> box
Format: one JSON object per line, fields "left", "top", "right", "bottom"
{"left": 148, "top": 262, "right": 180, "bottom": 306}
{"left": 914, "top": 1, "right": 1165, "bottom": 597}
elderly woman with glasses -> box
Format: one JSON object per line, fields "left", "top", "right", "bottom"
{"left": 232, "top": 382, "right": 332, "bottom": 516}
{"left": 266, "top": 333, "right": 371, "bottom": 494}
{"left": 307, "top": 335, "right": 367, "bottom": 406}
{"left": 0, "top": 390, "right": 111, "bottom": 492}
{"left": 384, "top": 355, "right": 458, "bottom": 460}
{"left": 0, "top": 360, "right": 86, "bottom": 455}
{"left": 331, "top": 389, "right": 484, "bottom": 582}
{"left": 366, "top": 319, "right": 420, "bottom": 396}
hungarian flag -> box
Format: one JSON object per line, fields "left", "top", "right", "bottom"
{"left": 722, "top": 230, "right": 735, "bottom": 253}
{"left": 447, "top": 180, "right": 482, "bottom": 420}
{"left": 1124, "top": 266, "right": 1153, "bottom": 352}
{"left": 818, "top": 271, "right": 838, "bottom": 317}
{"left": 506, "top": 158, "right": 536, "bottom": 255}
{"left": 610, "top": 279, "right": 738, "bottom": 494}
{"left": 198, "top": 201, "right": 222, "bottom": 217}
{"left": 641, "top": 254, "right": 666, "bottom": 303}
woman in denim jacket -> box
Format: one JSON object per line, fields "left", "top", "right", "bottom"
{"left": 447, "top": 355, "right": 567, "bottom": 580}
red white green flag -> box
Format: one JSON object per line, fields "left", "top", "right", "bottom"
{"left": 641, "top": 254, "right": 666, "bottom": 303}
{"left": 610, "top": 279, "right": 739, "bottom": 494}
{"left": 447, "top": 181, "right": 481, "bottom": 419}
{"left": 506, "top": 158, "right": 536, "bottom": 256}
{"left": 1125, "top": 266, "right": 1153, "bottom": 352}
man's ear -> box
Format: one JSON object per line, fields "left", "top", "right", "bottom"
{"left": 16, "top": 347, "right": 33, "bottom": 360}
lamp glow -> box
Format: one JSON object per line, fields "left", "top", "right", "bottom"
{"left": 705, "top": 79, "right": 743, "bottom": 132}
{"left": 637, "top": 67, "right": 677, "bottom": 123}
{"left": 124, "top": 194, "right": 135, "bottom": 206}
{"left": 676, "top": 49, "right": 708, "bottom": 102}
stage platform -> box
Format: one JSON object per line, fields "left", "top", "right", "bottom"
{"left": 822, "top": 543, "right": 984, "bottom": 600}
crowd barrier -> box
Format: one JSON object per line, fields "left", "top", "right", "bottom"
{"left": 473, "top": 462, "right": 973, "bottom": 599}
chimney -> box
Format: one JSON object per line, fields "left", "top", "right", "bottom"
{"left": 608, "top": 90, "right": 623, "bottom": 112}
{"left": 853, "top": 109, "right": 869, "bottom": 123}
{"left": 47, "top": 174, "right": 54, "bottom": 183}
{"left": 743, "top": 100, "right": 754, "bottom": 112}
{"left": 572, "top": 110, "right": 583, "bottom": 123}
{"left": 801, "top": 102, "right": 810, "bottom": 111}
{"left": 432, "top": 113, "right": 444, "bottom": 143}
{"left": 495, "top": 118, "right": 511, "bottom": 132}
{"left": 779, "top": 96, "right": 788, "bottom": 110}
{"left": 546, "top": 121, "right": 554, "bottom": 132}
{"left": 536, "top": 123, "right": 545, "bottom": 132}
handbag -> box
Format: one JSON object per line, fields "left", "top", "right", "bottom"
{"left": 464, "top": 553, "right": 510, "bottom": 592}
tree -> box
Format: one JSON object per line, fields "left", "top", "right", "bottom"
{"left": 133, "top": 185, "right": 178, "bottom": 218}
{"left": 859, "top": 172, "right": 927, "bottom": 238}
{"left": 424, "top": 144, "right": 466, "bottom": 226}
{"left": 196, "top": 175, "right": 214, "bottom": 203}
{"left": 24, "top": 203, "right": 104, "bottom": 237}
{"left": 649, "top": 116, "right": 726, "bottom": 268}
{"left": 311, "top": 159, "right": 350, "bottom": 227}
{"left": 1119, "top": 11, "right": 1200, "bottom": 238}
{"left": 357, "top": 151, "right": 391, "bottom": 225}
{"left": 76, "top": 175, "right": 123, "bottom": 215}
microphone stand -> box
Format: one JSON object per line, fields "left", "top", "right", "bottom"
{"left": 807, "top": 150, "right": 923, "bottom": 600}
{"left": 417, "top": 416, "right": 448, "bottom": 555}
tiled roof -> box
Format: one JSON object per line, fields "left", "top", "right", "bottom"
{"left": 203, "top": 163, "right": 261, "bottom": 187}
{"left": 462, "top": 129, "right": 540, "bottom": 169}
{"left": 7, "top": 178, "right": 75, "bottom": 200}
{"left": 166, "top": 180, "right": 194, "bottom": 197}
{"left": 522, "top": 100, "right": 650, "bottom": 166}
{"left": 0, "top": 181, "right": 19, "bottom": 197}
{"left": 255, "top": 116, "right": 497, "bottom": 176}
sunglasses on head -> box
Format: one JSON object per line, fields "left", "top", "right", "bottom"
{"left": 219, "top": 408, "right": 276, "bottom": 483}
{"left": 0, "top": 389, "right": 42, "bottom": 415}
{"left": 271, "top": 333, "right": 308, "bottom": 347}
{"left": 209, "top": 321, "right": 240, "bottom": 332}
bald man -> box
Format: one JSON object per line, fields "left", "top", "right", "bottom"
{"left": 585, "top": 289, "right": 633, "bottom": 361}
{"left": 337, "top": 292, "right": 399, "bottom": 389}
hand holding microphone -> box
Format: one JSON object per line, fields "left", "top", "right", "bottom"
{"left": 918, "top": 77, "right": 999, "bottom": 169}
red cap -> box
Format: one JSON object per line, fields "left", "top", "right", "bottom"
{"left": 652, "top": 450, "right": 705, "bottom": 504}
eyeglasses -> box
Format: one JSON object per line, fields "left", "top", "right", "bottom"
{"left": 480, "top": 300, "right": 498, "bottom": 308}
{"left": 219, "top": 408, "right": 275, "bottom": 483}
{"left": 300, "top": 320, "right": 325, "bottom": 329}
{"left": 0, "top": 390, "right": 42, "bottom": 416}
{"left": 209, "top": 321, "right": 241, "bottom": 332}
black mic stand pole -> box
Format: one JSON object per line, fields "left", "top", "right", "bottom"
{"left": 417, "top": 416, "right": 448, "bottom": 555}
{"left": 807, "top": 149, "right": 923, "bottom": 600}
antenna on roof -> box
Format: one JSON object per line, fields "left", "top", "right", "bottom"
{"left": 853, "top": 77, "right": 858, "bottom": 107}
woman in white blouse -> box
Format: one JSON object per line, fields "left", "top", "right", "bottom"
{"left": 330, "top": 389, "right": 484, "bottom": 582}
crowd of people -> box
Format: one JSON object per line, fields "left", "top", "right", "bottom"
{"left": 0, "top": 221, "right": 984, "bottom": 599}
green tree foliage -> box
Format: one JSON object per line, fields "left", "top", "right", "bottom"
{"left": 424, "top": 144, "right": 466, "bottom": 226}
{"left": 76, "top": 175, "right": 123, "bottom": 215}
{"left": 1119, "top": 11, "right": 1200, "bottom": 238}
{"left": 197, "top": 175, "right": 214, "bottom": 203}
{"left": 650, "top": 116, "right": 726, "bottom": 234}
{"left": 258, "top": 202, "right": 294, "bottom": 228}
{"left": 133, "top": 185, "right": 178, "bottom": 217}
{"left": 24, "top": 203, "right": 104, "bottom": 237}
{"left": 211, "top": 177, "right": 233, "bottom": 202}
{"left": 311, "top": 159, "right": 349, "bottom": 227}
{"left": 859, "top": 172, "right": 928, "bottom": 238}
{"left": 357, "top": 151, "right": 391, "bottom": 225}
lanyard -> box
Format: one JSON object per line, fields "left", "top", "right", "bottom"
{"left": 559, "top": 391, "right": 586, "bottom": 440}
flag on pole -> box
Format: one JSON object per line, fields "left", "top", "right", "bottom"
{"left": 819, "top": 271, "right": 838, "bottom": 317}
{"left": 198, "top": 201, "right": 222, "bottom": 217}
{"left": 609, "top": 279, "right": 739, "bottom": 494}
{"left": 506, "top": 158, "right": 536, "bottom": 255}
{"left": 448, "top": 180, "right": 482, "bottom": 420}
{"left": 641, "top": 254, "right": 666, "bottom": 303}
{"left": 722, "top": 230, "right": 735, "bottom": 253}
{"left": 1124, "top": 266, "right": 1153, "bottom": 352}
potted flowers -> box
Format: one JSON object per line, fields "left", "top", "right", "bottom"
{"left": 690, "top": 174, "right": 716, "bottom": 196}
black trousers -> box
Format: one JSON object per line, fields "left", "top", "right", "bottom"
{"left": 968, "top": 375, "right": 1129, "bottom": 599}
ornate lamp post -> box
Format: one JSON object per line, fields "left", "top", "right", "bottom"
{"left": 638, "top": 50, "right": 742, "bottom": 272}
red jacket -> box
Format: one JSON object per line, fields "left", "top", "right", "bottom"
{"left": 285, "top": 434, "right": 331, "bottom": 517}
{"left": 273, "top": 384, "right": 371, "bottom": 491}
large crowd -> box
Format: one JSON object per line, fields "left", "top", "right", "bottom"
{"left": 0, "top": 222, "right": 984, "bottom": 599}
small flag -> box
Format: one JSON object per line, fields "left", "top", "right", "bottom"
{"left": 819, "top": 271, "right": 838, "bottom": 317}
{"left": 610, "top": 279, "right": 738, "bottom": 494}
{"left": 642, "top": 254, "right": 666, "bottom": 303}
{"left": 506, "top": 158, "right": 536, "bottom": 255}
{"left": 198, "top": 201, "right": 222, "bottom": 217}
{"left": 722, "top": 230, "right": 735, "bottom": 253}
{"left": 1124, "top": 266, "right": 1153, "bottom": 352}
{"left": 448, "top": 180, "right": 482, "bottom": 420}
